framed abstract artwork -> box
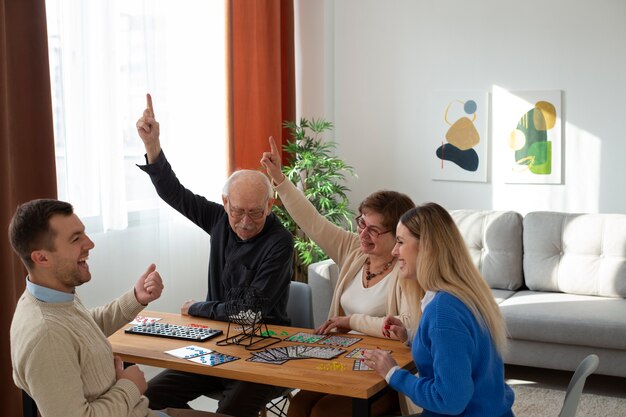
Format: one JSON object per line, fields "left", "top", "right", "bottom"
{"left": 429, "top": 91, "right": 489, "bottom": 182}
{"left": 492, "top": 89, "right": 563, "bottom": 184}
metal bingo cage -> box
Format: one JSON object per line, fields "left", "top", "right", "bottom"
{"left": 215, "top": 287, "right": 281, "bottom": 350}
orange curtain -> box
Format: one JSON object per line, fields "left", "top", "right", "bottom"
{"left": 227, "top": 0, "right": 295, "bottom": 173}
{"left": 0, "top": 0, "right": 57, "bottom": 415}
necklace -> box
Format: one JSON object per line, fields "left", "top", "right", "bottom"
{"left": 364, "top": 257, "right": 394, "bottom": 288}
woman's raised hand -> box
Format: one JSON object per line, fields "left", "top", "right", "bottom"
{"left": 260, "top": 136, "right": 286, "bottom": 185}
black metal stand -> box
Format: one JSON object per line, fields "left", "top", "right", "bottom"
{"left": 215, "top": 287, "right": 281, "bottom": 351}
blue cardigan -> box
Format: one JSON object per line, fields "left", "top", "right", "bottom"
{"left": 389, "top": 292, "right": 515, "bottom": 417}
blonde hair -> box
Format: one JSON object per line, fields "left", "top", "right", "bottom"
{"left": 400, "top": 203, "right": 508, "bottom": 356}
{"left": 399, "top": 277, "right": 424, "bottom": 331}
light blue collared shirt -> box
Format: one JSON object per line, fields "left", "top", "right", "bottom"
{"left": 152, "top": 411, "right": 171, "bottom": 417}
{"left": 26, "top": 277, "right": 74, "bottom": 303}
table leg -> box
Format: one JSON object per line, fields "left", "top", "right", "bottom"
{"left": 352, "top": 385, "right": 396, "bottom": 417}
{"left": 352, "top": 397, "right": 371, "bottom": 417}
{"left": 23, "top": 391, "right": 38, "bottom": 417}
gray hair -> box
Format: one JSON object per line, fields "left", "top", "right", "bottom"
{"left": 222, "top": 170, "right": 273, "bottom": 200}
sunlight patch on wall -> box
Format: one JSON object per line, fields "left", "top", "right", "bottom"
{"left": 491, "top": 86, "right": 601, "bottom": 214}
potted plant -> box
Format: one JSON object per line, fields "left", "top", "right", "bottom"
{"left": 273, "top": 118, "right": 357, "bottom": 282}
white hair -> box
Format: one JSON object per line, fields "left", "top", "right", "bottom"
{"left": 222, "top": 170, "right": 273, "bottom": 200}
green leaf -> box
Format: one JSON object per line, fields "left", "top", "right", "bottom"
{"left": 277, "top": 117, "right": 358, "bottom": 278}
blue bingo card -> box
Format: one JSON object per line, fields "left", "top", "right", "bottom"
{"left": 165, "top": 345, "right": 213, "bottom": 359}
{"left": 188, "top": 352, "right": 239, "bottom": 367}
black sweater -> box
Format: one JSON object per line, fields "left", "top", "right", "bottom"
{"left": 138, "top": 151, "right": 293, "bottom": 325}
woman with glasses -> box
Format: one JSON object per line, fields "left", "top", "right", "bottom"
{"left": 363, "top": 203, "right": 514, "bottom": 417}
{"left": 262, "top": 138, "right": 420, "bottom": 417}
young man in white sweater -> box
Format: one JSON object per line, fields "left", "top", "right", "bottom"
{"left": 9, "top": 199, "right": 229, "bottom": 417}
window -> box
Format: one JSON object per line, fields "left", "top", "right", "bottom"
{"left": 46, "top": 0, "right": 227, "bottom": 231}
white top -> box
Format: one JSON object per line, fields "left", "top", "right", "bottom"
{"left": 386, "top": 290, "right": 440, "bottom": 383}
{"left": 340, "top": 266, "right": 392, "bottom": 317}
{"left": 421, "top": 290, "right": 438, "bottom": 312}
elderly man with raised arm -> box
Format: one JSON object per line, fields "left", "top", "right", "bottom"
{"left": 135, "top": 94, "right": 294, "bottom": 417}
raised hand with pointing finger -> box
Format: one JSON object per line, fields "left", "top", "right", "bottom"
{"left": 136, "top": 93, "right": 161, "bottom": 163}
{"left": 260, "top": 136, "right": 286, "bottom": 185}
{"left": 258, "top": 132, "right": 418, "bottom": 416}
{"left": 134, "top": 96, "right": 295, "bottom": 416}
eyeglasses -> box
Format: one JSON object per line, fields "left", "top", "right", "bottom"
{"left": 227, "top": 200, "right": 267, "bottom": 220}
{"left": 355, "top": 215, "right": 392, "bottom": 238}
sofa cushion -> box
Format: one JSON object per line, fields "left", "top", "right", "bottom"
{"left": 308, "top": 259, "right": 339, "bottom": 327}
{"left": 450, "top": 210, "right": 524, "bottom": 291}
{"left": 491, "top": 289, "right": 516, "bottom": 304}
{"left": 500, "top": 291, "right": 626, "bottom": 350}
{"left": 523, "top": 212, "right": 626, "bottom": 297}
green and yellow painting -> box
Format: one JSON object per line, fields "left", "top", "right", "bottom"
{"left": 508, "top": 101, "right": 557, "bottom": 175}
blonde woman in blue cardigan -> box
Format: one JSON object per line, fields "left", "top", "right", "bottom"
{"left": 364, "top": 203, "right": 514, "bottom": 417}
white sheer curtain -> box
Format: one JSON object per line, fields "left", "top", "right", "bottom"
{"left": 46, "top": 0, "right": 227, "bottom": 231}
{"left": 45, "top": 0, "right": 228, "bottom": 312}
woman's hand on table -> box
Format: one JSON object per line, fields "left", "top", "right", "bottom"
{"left": 362, "top": 349, "right": 398, "bottom": 379}
{"left": 315, "top": 315, "right": 351, "bottom": 334}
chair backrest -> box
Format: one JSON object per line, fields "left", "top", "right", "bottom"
{"left": 558, "top": 354, "right": 600, "bottom": 417}
{"left": 287, "top": 281, "right": 314, "bottom": 329}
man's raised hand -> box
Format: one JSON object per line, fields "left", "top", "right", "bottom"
{"left": 134, "top": 263, "right": 164, "bottom": 306}
{"left": 135, "top": 93, "right": 161, "bottom": 163}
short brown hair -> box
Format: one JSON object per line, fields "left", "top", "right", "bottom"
{"left": 358, "top": 190, "right": 415, "bottom": 233}
{"left": 8, "top": 199, "right": 74, "bottom": 269}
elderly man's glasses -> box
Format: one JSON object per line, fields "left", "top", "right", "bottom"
{"left": 355, "top": 215, "right": 392, "bottom": 238}
{"left": 227, "top": 200, "right": 267, "bottom": 220}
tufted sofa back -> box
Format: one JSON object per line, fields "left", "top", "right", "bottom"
{"left": 523, "top": 212, "right": 626, "bottom": 297}
{"left": 450, "top": 210, "right": 524, "bottom": 291}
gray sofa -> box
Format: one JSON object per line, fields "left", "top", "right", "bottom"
{"left": 308, "top": 210, "right": 626, "bottom": 378}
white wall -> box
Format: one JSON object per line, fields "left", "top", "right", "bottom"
{"left": 298, "top": 0, "right": 626, "bottom": 215}
{"left": 80, "top": 0, "right": 626, "bottom": 309}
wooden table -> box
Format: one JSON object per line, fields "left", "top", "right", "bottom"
{"left": 109, "top": 311, "right": 415, "bottom": 417}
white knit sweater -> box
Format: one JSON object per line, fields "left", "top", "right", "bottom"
{"left": 10, "top": 288, "right": 154, "bottom": 417}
